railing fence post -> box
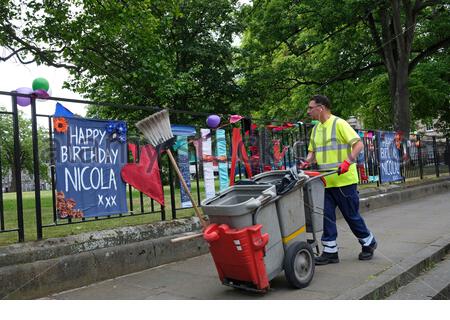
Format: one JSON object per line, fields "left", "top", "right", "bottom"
{"left": 167, "top": 148, "right": 177, "bottom": 219}
{"left": 158, "top": 153, "right": 166, "bottom": 221}
{"left": 0, "top": 143, "right": 4, "bottom": 231}
{"left": 30, "top": 97, "right": 43, "bottom": 240}
{"left": 417, "top": 135, "right": 424, "bottom": 180}
{"left": 48, "top": 116, "right": 57, "bottom": 223}
{"left": 11, "top": 92, "right": 25, "bottom": 242}
{"left": 447, "top": 138, "right": 450, "bottom": 175}
{"left": 432, "top": 136, "right": 440, "bottom": 178}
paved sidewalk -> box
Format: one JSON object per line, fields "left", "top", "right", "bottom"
{"left": 46, "top": 191, "right": 450, "bottom": 300}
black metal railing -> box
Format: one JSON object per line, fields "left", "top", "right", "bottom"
{"left": 357, "top": 130, "right": 449, "bottom": 186}
{"left": 0, "top": 90, "right": 449, "bottom": 244}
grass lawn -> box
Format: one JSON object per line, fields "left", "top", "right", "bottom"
{"left": 0, "top": 179, "right": 223, "bottom": 247}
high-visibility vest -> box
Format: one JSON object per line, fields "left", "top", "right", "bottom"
{"left": 308, "top": 115, "right": 360, "bottom": 187}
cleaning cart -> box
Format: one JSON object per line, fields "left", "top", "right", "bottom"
{"left": 201, "top": 169, "right": 333, "bottom": 292}
{"left": 252, "top": 169, "right": 328, "bottom": 254}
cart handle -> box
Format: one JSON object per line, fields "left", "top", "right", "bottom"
{"left": 303, "top": 170, "right": 339, "bottom": 186}
{"left": 245, "top": 186, "right": 277, "bottom": 210}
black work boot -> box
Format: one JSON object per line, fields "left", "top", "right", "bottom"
{"left": 359, "top": 240, "right": 377, "bottom": 260}
{"left": 315, "top": 252, "right": 339, "bottom": 265}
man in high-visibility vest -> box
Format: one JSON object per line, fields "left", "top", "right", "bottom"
{"left": 301, "top": 95, "right": 377, "bottom": 265}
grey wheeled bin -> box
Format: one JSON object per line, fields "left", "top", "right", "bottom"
{"left": 303, "top": 173, "right": 325, "bottom": 233}
{"left": 252, "top": 170, "right": 321, "bottom": 253}
{"left": 201, "top": 184, "right": 285, "bottom": 282}
{"left": 252, "top": 170, "right": 310, "bottom": 248}
{"left": 251, "top": 170, "right": 316, "bottom": 289}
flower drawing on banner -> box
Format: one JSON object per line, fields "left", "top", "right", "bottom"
{"left": 56, "top": 191, "right": 84, "bottom": 219}
{"left": 53, "top": 117, "right": 69, "bottom": 133}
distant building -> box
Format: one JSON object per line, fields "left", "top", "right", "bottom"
{"left": 2, "top": 170, "right": 51, "bottom": 193}
{"left": 412, "top": 120, "right": 448, "bottom": 166}
{"left": 347, "top": 116, "right": 363, "bottom": 130}
{"left": 414, "top": 119, "right": 445, "bottom": 141}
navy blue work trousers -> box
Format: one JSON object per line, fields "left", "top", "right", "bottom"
{"left": 322, "top": 184, "right": 372, "bottom": 247}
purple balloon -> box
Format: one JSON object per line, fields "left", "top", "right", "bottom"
{"left": 15, "top": 87, "right": 33, "bottom": 107}
{"left": 206, "top": 114, "right": 221, "bottom": 128}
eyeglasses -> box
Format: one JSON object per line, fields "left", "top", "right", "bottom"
{"left": 307, "top": 104, "right": 322, "bottom": 111}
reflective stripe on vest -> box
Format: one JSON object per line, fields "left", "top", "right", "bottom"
{"left": 312, "top": 117, "right": 351, "bottom": 170}
{"left": 311, "top": 124, "right": 318, "bottom": 152}
{"left": 315, "top": 144, "right": 348, "bottom": 152}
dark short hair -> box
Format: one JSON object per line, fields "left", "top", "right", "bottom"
{"left": 309, "top": 95, "right": 331, "bottom": 109}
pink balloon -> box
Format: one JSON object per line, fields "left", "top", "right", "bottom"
{"left": 15, "top": 87, "right": 33, "bottom": 106}
{"left": 34, "top": 89, "right": 50, "bottom": 99}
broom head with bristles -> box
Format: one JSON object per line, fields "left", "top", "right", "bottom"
{"left": 136, "top": 109, "right": 209, "bottom": 229}
{"left": 136, "top": 109, "right": 174, "bottom": 148}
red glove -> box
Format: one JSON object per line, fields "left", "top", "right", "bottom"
{"left": 299, "top": 160, "right": 310, "bottom": 169}
{"left": 338, "top": 160, "right": 352, "bottom": 175}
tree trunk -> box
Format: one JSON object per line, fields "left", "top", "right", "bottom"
{"left": 386, "top": 61, "right": 412, "bottom": 135}
{"left": 9, "top": 166, "right": 17, "bottom": 193}
{"left": 369, "top": 1, "right": 418, "bottom": 138}
{"left": 392, "top": 60, "right": 411, "bottom": 136}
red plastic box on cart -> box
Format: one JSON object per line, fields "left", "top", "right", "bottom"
{"left": 204, "top": 223, "right": 270, "bottom": 291}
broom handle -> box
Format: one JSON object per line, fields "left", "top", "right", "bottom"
{"left": 171, "top": 232, "right": 203, "bottom": 243}
{"left": 166, "top": 149, "right": 208, "bottom": 229}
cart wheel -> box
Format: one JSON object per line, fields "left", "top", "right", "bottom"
{"left": 283, "top": 241, "right": 315, "bottom": 289}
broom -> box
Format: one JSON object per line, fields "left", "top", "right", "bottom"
{"left": 136, "top": 109, "right": 208, "bottom": 241}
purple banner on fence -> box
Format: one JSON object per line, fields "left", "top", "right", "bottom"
{"left": 176, "top": 135, "right": 192, "bottom": 208}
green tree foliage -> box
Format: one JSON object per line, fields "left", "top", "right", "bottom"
{"left": 409, "top": 53, "right": 450, "bottom": 137}
{"left": 2, "top": 0, "right": 449, "bottom": 136}
{"left": 0, "top": 107, "right": 50, "bottom": 191}
{"left": 238, "top": 0, "right": 450, "bottom": 134}
{"left": 1, "top": 0, "right": 242, "bottom": 126}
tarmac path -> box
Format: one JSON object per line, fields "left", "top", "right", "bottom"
{"left": 46, "top": 191, "right": 450, "bottom": 300}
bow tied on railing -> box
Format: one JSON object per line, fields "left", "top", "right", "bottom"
{"left": 202, "top": 154, "right": 228, "bottom": 162}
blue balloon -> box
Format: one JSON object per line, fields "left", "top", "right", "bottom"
{"left": 106, "top": 122, "right": 116, "bottom": 134}
{"left": 116, "top": 122, "right": 127, "bottom": 135}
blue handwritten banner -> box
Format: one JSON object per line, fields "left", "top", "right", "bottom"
{"left": 216, "top": 129, "right": 229, "bottom": 191}
{"left": 376, "top": 131, "right": 403, "bottom": 183}
{"left": 176, "top": 135, "right": 192, "bottom": 208}
{"left": 54, "top": 117, "right": 128, "bottom": 218}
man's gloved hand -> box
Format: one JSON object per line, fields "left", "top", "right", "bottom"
{"left": 299, "top": 160, "right": 310, "bottom": 169}
{"left": 338, "top": 160, "right": 352, "bottom": 175}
